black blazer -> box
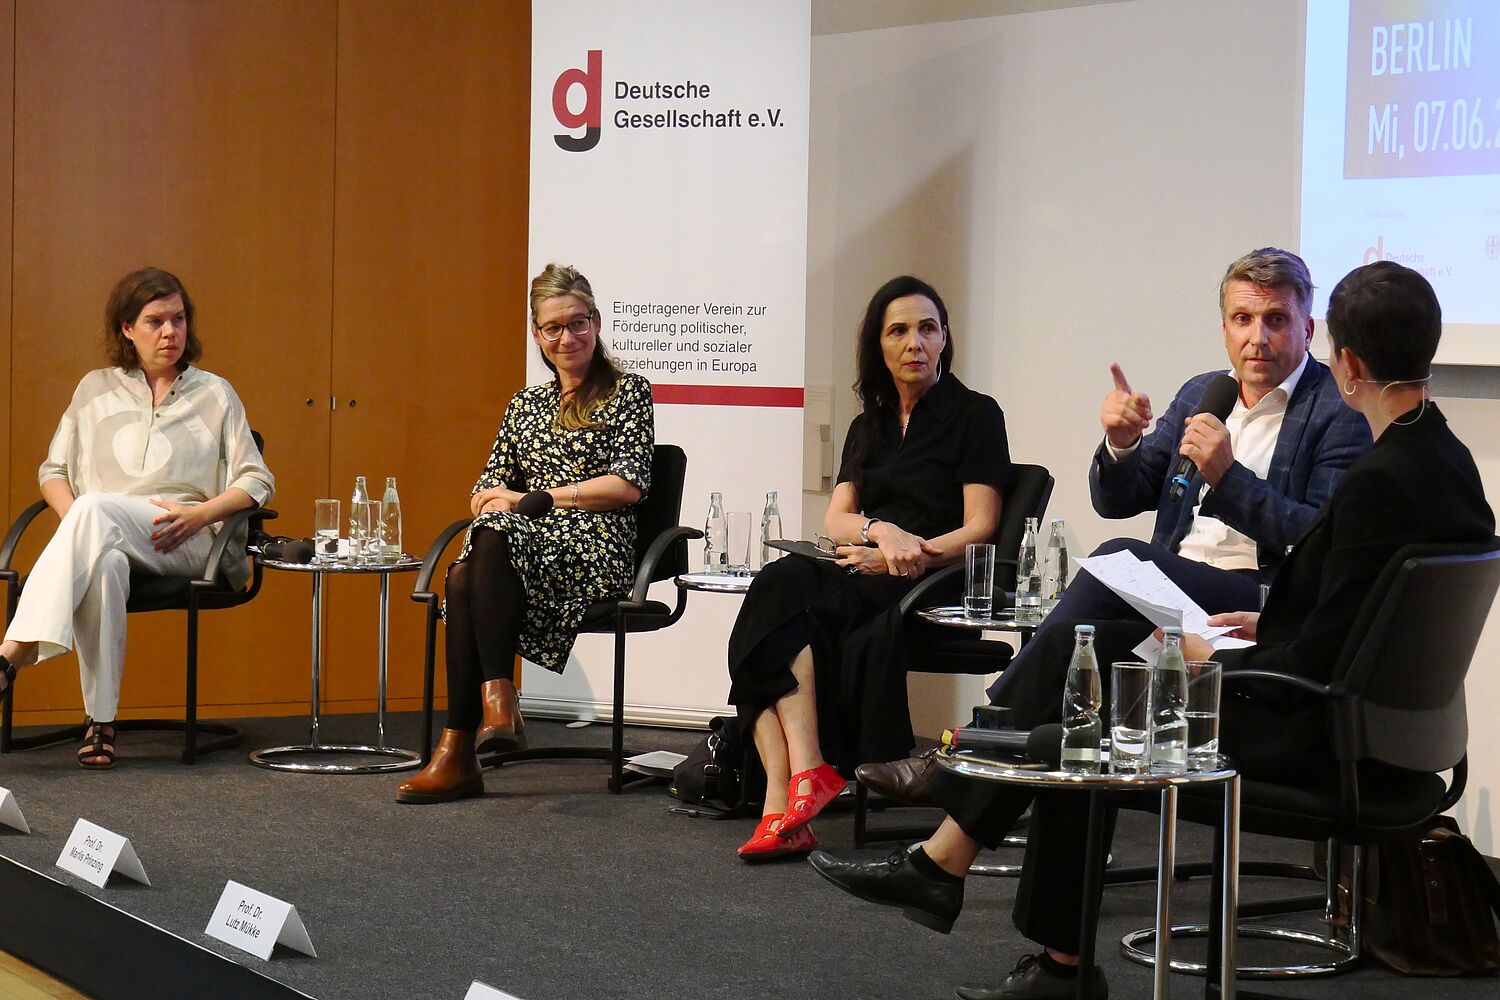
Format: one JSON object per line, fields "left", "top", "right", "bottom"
{"left": 1216, "top": 403, "right": 1494, "bottom": 780}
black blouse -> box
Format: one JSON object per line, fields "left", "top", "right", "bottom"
{"left": 837, "top": 373, "right": 1015, "bottom": 540}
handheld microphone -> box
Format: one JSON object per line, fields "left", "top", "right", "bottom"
{"left": 1168, "top": 373, "right": 1240, "bottom": 500}
{"left": 939, "top": 723, "right": 1066, "bottom": 769}
{"left": 262, "top": 537, "right": 315, "bottom": 563}
{"left": 513, "top": 490, "right": 555, "bottom": 519}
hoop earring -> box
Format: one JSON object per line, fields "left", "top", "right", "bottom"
{"left": 1343, "top": 377, "right": 1357, "bottom": 396}
{"left": 934, "top": 361, "right": 944, "bottom": 381}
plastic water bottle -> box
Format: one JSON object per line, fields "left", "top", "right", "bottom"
{"left": 1060, "top": 624, "right": 1102, "bottom": 773}
{"left": 704, "top": 492, "right": 728, "bottom": 573}
{"left": 1151, "top": 627, "right": 1189, "bottom": 774}
{"left": 1042, "top": 517, "right": 1069, "bottom": 615}
{"left": 350, "top": 476, "right": 370, "bottom": 562}
{"left": 1015, "top": 517, "right": 1042, "bottom": 623}
{"left": 759, "top": 491, "right": 782, "bottom": 569}
{"left": 380, "top": 476, "right": 402, "bottom": 563}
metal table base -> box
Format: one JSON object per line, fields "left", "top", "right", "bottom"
{"left": 251, "top": 556, "right": 422, "bottom": 774}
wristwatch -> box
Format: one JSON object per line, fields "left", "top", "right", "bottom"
{"left": 860, "top": 517, "right": 881, "bottom": 544}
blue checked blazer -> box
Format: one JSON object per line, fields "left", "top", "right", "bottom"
{"left": 1087, "top": 359, "right": 1372, "bottom": 580}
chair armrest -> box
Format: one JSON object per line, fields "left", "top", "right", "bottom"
{"left": 0, "top": 500, "right": 51, "bottom": 574}
{"left": 193, "top": 506, "right": 278, "bottom": 588}
{"left": 897, "top": 557, "right": 1018, "bottom": 617}
{"left": 898, "top": 563, "right": 962, "bottom": 616}
{"left": 1220, "top": 668, "right": 1332, "bottom": 700}
{"left": 411, "top": 518, "right": 474, "bottom": 605}
{"left": 628, "top": 525, "right": 702, "bottom": 605}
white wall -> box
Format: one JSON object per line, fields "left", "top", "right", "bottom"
{"left": 807, "top": 0, "right": 1500, "bottom": 849}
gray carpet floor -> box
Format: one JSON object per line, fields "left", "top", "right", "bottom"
{"left": 0, "top": 713, "right": 1496, "bottom": 1000}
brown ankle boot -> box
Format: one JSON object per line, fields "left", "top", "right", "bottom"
{"left": 475, "top": 678, "right": 527, "bottom": 754}
{"left": 396, "top": 729, "right": 483, "bottom": 804}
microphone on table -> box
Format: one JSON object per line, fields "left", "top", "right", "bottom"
{"left": 262, "top": 537, "right": 315, "bottom": 563}
{"left": 1167, "top": 373, "right": 1240, "bottom": 500}
{"left": 939, "top": 723, "right": 1065, "bottom": 769}
{"left": 513, "top": 490, "right": 555, "bottom": 519}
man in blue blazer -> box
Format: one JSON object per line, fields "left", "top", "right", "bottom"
{"left": 984, "top": 247, "right": 1372, "bottom": 707}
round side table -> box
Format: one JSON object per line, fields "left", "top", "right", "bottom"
{"left": 251, "top": 555, "right": 423, "bottom": 774}
{"left": 674, "top": 571, "right": 755, "bottom": 596}
{"left": 934, "top": 749, "right": 1241, "bottom": 1000}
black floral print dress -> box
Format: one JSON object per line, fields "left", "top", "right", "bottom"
{"left": 459, "top": 371, "right": 654, "bottom": 672}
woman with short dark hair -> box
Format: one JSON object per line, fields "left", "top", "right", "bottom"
{"left": 726, "top": 275, "right": 1015, "bottom": 860}
{"left": 0, "top": 267, "right": 274, "bottom": 768}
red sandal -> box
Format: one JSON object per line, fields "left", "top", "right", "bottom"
{"left": 778, "top": 763, "right": 846, "bottom": 838}
{"left": 737, "top": 813, "right": 817, "bottom": 862}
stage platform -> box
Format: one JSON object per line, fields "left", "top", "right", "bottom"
{"left": 0, "top": 712, "right": 1496, "bottom": 1000}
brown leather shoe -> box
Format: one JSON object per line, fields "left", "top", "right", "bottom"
{"left": 396, "top": 729, "right": 483, "bottom": 804}
{"left": 855, "top": 749, "right": 938, "bottom": 806}
{"left": 475, "top": 678, "right": 527, "bottom": 754}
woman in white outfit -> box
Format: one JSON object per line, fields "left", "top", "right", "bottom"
{"left": 0, "top": 268, "right": 274, "bottom": 768}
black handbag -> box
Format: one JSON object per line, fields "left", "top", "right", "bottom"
{"left": 669, "top": 716, "right": 760, "bottom": 818}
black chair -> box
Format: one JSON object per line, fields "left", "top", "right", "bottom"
{"left": 1121, "top": 542, "right": 1500, "bottom": 985}
{"left": 0, "top": 433, "right": 278, "bottom": 764}
{"left": 853, "top": 463, "right": 1054, "bottom": 846}
{"left": 411, "top": 443, "right": 699, "bottom": 793}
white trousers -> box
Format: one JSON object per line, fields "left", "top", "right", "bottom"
{"left": 4, "top": 493, "right": 213, "bottom": 722}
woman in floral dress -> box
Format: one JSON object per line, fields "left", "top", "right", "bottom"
{"left": 397, "top": 264, "right": 654, "bottom": 803}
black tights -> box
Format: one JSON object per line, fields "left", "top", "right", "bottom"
{"left": 444, "top": 528, "right": 527, "bottom": 731}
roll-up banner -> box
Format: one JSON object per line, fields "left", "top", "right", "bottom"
{"left": 526, "top": 2, "right": 811, "bottom": 723}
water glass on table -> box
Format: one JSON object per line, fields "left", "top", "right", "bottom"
{"left": 1185, "top": 659, "right": 1223, "bottom": 770}
{"left": 965, "top": 542, "right": 995, "bottom": 618}
{"left": 314, "top": 499, "right": 340, "bottom": 563}
{"left": 1110, "top": 662, "right": 1153, "bottom": 774}
{"left": 349, "top": 499, "right": 379, "bottom": 564}
{"left": 726, "top": 511, "right": 753, "bottom": 575}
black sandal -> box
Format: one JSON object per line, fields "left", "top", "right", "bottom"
{"left": 77, "top": 719, "right": 117, "bottom": 770}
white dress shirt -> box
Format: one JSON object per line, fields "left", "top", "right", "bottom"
{"left": 1176, "top": 354, "right": 1308, "bottom": 570}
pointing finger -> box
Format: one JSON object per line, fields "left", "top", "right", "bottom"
{"left": 1109, "top": 363, "right": 1132, "bottom": 395}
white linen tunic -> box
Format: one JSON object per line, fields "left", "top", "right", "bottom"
{"left": 5, "top": 366, "right": 274, "bottom": 721}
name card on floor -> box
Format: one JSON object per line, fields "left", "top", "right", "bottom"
{"left": 55, "top": 818, "right": 149, "bottom": 888}
{"left": 206, "top": 880, "right": 317, "bottom": 961}
{"left": 465, "top": 983, "right": 523, "bottom": 1000}
{"left": 0, "top": 787, "right": 29, "bottom": 834}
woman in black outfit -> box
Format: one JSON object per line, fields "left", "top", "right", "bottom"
{"left": 728, "top": 276, "right": 1015, "bottom": 860}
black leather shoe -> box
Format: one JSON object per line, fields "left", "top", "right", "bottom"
{"left": 808, "top": 846, "right": 962, "bottom": 933}
{"left": 855, "top": 749, "right": 938, "bottom": 806}
{"left": 955, "top": 953, "right": 1108, "bottom": 1000}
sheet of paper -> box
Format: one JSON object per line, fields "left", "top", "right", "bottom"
{"left": 1073, "top": 551, "right": 1203, "bottom": 628}
{"left": 623, "top": 750, "right": 687, "bottom": 776}
{"left": 1073, "top": 551, "right": 1257, "bottom": 660}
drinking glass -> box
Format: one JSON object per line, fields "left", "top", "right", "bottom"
{"left": 349, "top": 499, "right": 378, "bottom": 565}
{"left": 965, "top": 543, "right": 995, "bottom": 618}
{"left": 1110, "top": 662, "right": 1153, "bottom": 774}
{"left": 726, "top": 511, "right": 753, "bottom": 575}
{"left": 314, "top": 499, "right": 340, "bottom": 563}
{"left": 1185, "top": 659, "right": 1223, "bottom": 770}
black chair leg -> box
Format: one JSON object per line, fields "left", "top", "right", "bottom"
{"left": 184, "top": 597, "right": 199, "bottom": 764}
{"left": 853, "top": 783, "right": 869, "bottom": 846}
{"left": 609, "top": 614, "right": 628, "bottom": 794}
{"left": 421, "top": 603, "right": 438, "bottom": 765}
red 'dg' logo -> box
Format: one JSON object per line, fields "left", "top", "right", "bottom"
{"left": 553, "top": 50, "right": 602, "bottom": 152}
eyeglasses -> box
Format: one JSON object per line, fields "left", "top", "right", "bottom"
{"left": 536, "top": 314, "right": 594, "bottom": 342}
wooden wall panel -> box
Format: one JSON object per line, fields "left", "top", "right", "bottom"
{"left": 0, "top": 2, "right": 13, "bottom": 541}
{"left": 324, "top": 0, "right": 530, "bottom": 708}
{"left": 8, "top": 0, "right": 337, "bottom": 722}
